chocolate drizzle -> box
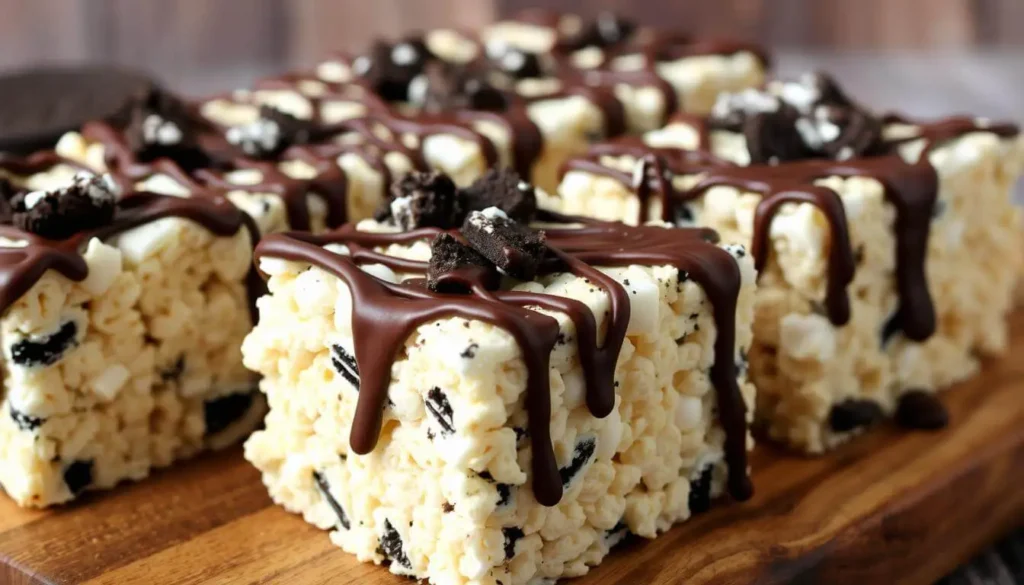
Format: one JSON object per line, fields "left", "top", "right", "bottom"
{"left": 563, "top": 112, "right": 1020, "bottom": 340}
{"left": 0, "top": 152, "right": 260, "bottom": 321}
{"left": 254, "top": 215, "right": 751, "bottom": 506}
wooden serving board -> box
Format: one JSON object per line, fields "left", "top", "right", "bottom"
{"left": 1, "top": 316, "right": 1023, "bottom": 585}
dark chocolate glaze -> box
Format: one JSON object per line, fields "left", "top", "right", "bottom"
{"left": 0, "top": 152, "right": 261, "bottom": 323}
{"left": 254, "top": 215, "right": 752, "bottom": 506}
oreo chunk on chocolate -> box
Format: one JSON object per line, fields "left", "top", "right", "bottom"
{"left": 462, "top": 208, "right": 546, "bottom": 281}
{"left": 120, "top": 87, "right": 211, "bottom": 170}
{"left": 428, "top": 233, "right": 499, "bottom": 293}
{"left": 356, "top": 37, "right": 435, "bottom": 103}
{"left": 414, "top": 61, "right": 508, "bottom": 113}
{"left": 744, "top": 108, "right": 816, "bottom": 164}
{"left": 709, "top": 89, "right": 784, "bottom": 132}
{"left": 225, "top": 105, "right": 315, "bottom": 160}
{"left": 375, "top": 171, "right": 463, "bottom": 230}
{"left": 485, "top": 44, "right": 546, "bottom": 80}
{"left": 459, "top": 169, "right": 537, "bottom": 223}
{"left": 10, "top": 173, "right": 117, "bottom": 240}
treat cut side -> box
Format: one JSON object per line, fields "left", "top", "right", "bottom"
{"left": 243, "top": 170, "right": 757, "bottom": 584}
{"left": 0, "top": 154, "right": 263, "bottom": 507}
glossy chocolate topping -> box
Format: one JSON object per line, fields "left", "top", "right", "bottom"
{"left": 255, "top": 214, "right": 752, "bottom": 506}
{"left": 0, "top": 151, "right": 260, "bottom": 320}
{"left": 563, "top": 112, "right": 1020, "bottom": 341}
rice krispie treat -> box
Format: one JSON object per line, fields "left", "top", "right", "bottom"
{"left": 549, "top": 72, "right": 1024, "bottom": 452}
{"left": 243, "top": 170, "right": 757, "bottom": 584}
{"left": 0, "top": 152, "right": 263, "bottom": 507}
{"left": 314, "top": 11, "right": 767, "bottom": 192}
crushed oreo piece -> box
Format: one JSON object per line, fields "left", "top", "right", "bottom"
{"left": 462, "top": 208, "right": 547, "bottom": 280}
{"left": 895, "top": 390, "right": 949, "bottom": 430}
{"left": 376, "top": 171, "right": 463, "bottom": 230}
{"left": 203, "top": 391, "right": 254, "bottom": 436}
{"left": 414, "top": 61, "right": 508, "bottom": 113}
{"left": 225, "top": 105, "right": 315, "bottom": 159}
{"left": 710, "top": 89, "right": 783, "bottom": 132}
{"left": 744, "top": 109, "right": 816, "bottom": 164}
{"left": 427, "top": 233, "right": 499, "bottom": 293}
{"left": 10, "top": 173, "right": 117, "bottom": 240}
{"left": 459, "top": 169, "right": 537, "bottom": 223}
{"left": 486, "top": 44, "right": 545, "bottom": 79}
{"left": 828, "top": 399, "right": 884, "bottom": 432}
{"left": 121, "top": 87, "right": 211, "bottom": 170}
{"left": 604, "top": 521, "right": 631, "bottom": 549}
{"left": 9, "top": 406, "right": 43, "bottom": 432}
{"left": 331, "top": 343, "right": 360, "bottom": 389}
{"left": 502, "top": 527, "right": 524, "bottom": 560}
{"left": 357, "top": 37, "right": 434, "bottom": 102}
{"left": 10, "top": 320, "right": 79, "bottom": 367}
{"left": 313, "top": 470, "right": 351, "bottom": 530}
{"left": 558, "top": 437, "right": 596, "bottom": 487}
{"left": 688, "top": 466, "right": 714, "bottom": 514}
{"left": 377, "top": 519, "right": 412, "bottom": 569}
{"left": 63, "top": 459, "right": 93, "bottom": 496}
{"left": 425, "top": 387, "right": 455, "bottom": 435}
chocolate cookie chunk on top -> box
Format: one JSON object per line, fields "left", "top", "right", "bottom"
{"left": 375, "top": 171, "right": 464, "bottom": 230}
{"left": 427, "top": 232, "right": 499, "bottom": 293}
{"left": 355, "top": 36, "right": 436, "bottom": 102}
{"left": 461, "top": 207, "right": 546, "bottom": 280}
{"left": 459, "top": 169, "right": 537, "bottom": 223}
{"left": 121, "top": 87, "right": 211, "bottom": 170}
{"left": 412, "top": 61, "right": 508, "bottom": 113}
{"left": 9, "top": 172, "right": 118, "bottom": 239}
{"left": 225, "top": 105, "right": 316, "bottom": 160}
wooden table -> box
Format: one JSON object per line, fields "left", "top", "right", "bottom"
{"left": 0, "top": 311, "right": 1021, "bottom": 585}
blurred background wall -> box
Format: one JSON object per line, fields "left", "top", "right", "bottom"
{"left": 2, "top": 0, "right": 1022, "bottom": 70}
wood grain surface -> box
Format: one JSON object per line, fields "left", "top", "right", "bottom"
{"left": 0, "top": 314, "right": 1021, "bottom": 584}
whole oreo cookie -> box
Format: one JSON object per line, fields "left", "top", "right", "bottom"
{"left": 0, "top": 67, "right": 157, "bottom": 155}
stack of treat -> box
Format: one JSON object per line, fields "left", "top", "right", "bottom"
{"left": 0, "top": 8, "right": 1019, "bottom": 585}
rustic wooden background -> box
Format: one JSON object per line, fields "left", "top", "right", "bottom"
{"left": 1, "top": 0, "right": 1023, "bottom": 74}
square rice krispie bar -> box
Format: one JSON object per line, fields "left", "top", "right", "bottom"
{"left": 57, "top": 85, "right": 422, "bottom": 235}
{"left": 548, "top": 72, "right": 1024, "bottom": 452}
{"left": 0, "top": 152, "right": 262, "bottom": 507}
{"left": 314, "top": 10, "right": 767, "bottom": 191}
{"left": 242, "top": 169, "right": 757, "bottom": 584}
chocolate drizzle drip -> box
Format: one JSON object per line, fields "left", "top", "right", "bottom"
{"left": 563, "top": 113, "right": 1020, "bottom": 340}
{"left": 0, "top": 152, "right": 261, "bottom": 322}
{"left": 254, "top": 215, "right": 751, "bottom": 506}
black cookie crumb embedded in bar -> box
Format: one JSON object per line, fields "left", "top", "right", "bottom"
{"left": 828, "top": 399, "right": 884, "bottom": 432}
{"left": 376, "top": 171, "right": 463, "bottom": 230}
{"left": 459, "top": 169, "right": 537, "bottom": 223}
{"left": 462, "top": 209, "right": 546, "bottom": 281}
{"left": 427, "top": 233, "right": 499, "bottom": 293}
